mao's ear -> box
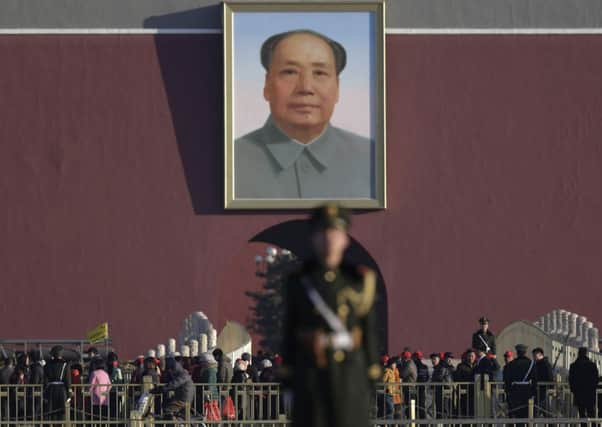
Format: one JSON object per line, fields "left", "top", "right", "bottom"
{"left": 263, "top": 73, "right": 271, "bottom": 102}
{"left": 335, "top": 76, "right": 340, "bottom": 104}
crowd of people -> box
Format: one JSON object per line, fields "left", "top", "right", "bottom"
{"left": 1, "top": 317, "right": 601, "bottom": 424}
{"left": 0, "top": 344, "right": 286, "bottom": 423}
{"left": 0, "top": 345, "right": 126, "bottom": 423}
{"left": 130, "top": 348, "right": 284, "bottom": 421}
{"left": 376, "top": 317, "right": 602, "bottom": 423}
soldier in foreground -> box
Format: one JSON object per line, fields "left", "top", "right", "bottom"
{"left": 281, "top": 203, "right": 380, "bottom": 427}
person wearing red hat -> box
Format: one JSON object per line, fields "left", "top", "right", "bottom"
{"left": 376, "top": 354, "right": 391, "bottom": 418}
{"left": 502, "top": 351, "right": 514, "bottom": 382}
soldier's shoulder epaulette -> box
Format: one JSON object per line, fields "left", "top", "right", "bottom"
{"left": 338, "top": 264, "right": 377, "bottom": 317}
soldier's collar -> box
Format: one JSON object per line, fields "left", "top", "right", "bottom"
{"left": 261, "top": 116, "right": 337, "bottom": 170}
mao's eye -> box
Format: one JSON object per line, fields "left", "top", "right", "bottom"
{"left": 314, "top": 70, "right": 329, "bottom": 77}
{"left": 280, "top": 68, "right": 298, "bottom": 76}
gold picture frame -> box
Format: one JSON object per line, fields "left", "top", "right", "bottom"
{"left": 224, "top": 1, "right": 386, "bottom": 209}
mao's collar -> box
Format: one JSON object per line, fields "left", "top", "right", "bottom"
{"left": 261, "top": 116, "right": 338, "bottom": 170}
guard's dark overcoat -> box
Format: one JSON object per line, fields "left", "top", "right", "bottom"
{"left": 282, "top": 260, "right": 380, "bottom": 427}
{"left": 503, "top": 356, "right": 535, "bottom": 421}
{"left": 472, "top": 330, "right": 496, "bottom": 354}
{"left": 43, "top": 359, "right": 71, "bottom": 420}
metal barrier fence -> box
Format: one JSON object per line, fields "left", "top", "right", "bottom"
{"left": 1, "top": 379, "right": 601, "bottom": 425}
{"left": 0, "top": 381, "right": 288, "bottom": 426}
{"left": 374, "top": 379, "right": 593, "bottom": 421}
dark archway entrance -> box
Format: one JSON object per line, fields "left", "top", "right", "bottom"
{"left": 250, "top": 219, "right": 389, "bottom": 353}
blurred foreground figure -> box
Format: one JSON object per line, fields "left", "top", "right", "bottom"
{"left": 281, "top": 203, "right": 380, "bottom": 427}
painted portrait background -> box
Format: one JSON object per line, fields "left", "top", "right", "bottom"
{"left": 233, "top": 11, "right": 376, "bottom": 140}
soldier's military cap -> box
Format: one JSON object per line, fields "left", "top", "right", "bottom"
{"left": 50, "top": 345, "right": 64, "bottom": 358}
{"left": 479, "top": 316, "right": 490, "bottom": 324}
{"left": 310, "top": 203, "right": 351, "bottom": 231}
{"left": 515, "top": 344, "right": 528, "bottom": 353}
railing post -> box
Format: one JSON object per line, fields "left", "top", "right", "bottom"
{"left": 483, "top": 376, "right": 492, "bottom": 418}
{"left": 474, "top": 375, "right": 483, "bottom": 417}
{"left": 64, "top": 398, "right": 72, "bottom": 427}
{"left": 130, "top": 409, "right": 143, "bottom": 427}
{"left": 527, "top": 397, "right": 534, "bottom": 427}
{"left": 185, "top": 400, "right": 191, "bottom": 424}
{"left": 142, "top": 375, "right": 153, "bottom": 393}
{"left": 142, "top": 375, "right": 154, "bottom": 415}
{"left": 410, "top": 398, "right": 416, "bottom": 427}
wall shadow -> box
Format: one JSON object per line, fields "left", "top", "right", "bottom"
{"left": 250, "top": 219, "right": 389, "bottom": 353}
{"left": 146, "top": 7, "right": 380, "bottom": 216}
{"left": 145, "top": 7, "right": 225, "bottom": 215}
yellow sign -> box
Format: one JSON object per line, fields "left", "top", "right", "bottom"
{"left": 87, "top": 322, "right": 109, "bottom": 344}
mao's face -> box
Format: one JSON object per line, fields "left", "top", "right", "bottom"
{"left": 264, "top": 33, "right": 339, "bottom": 135}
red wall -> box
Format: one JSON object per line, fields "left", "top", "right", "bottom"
{"left": 1, "top": 35, "right": 601, "bottom": 357}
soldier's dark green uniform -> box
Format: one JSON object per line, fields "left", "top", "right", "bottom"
{"left": 281, "top": 204, "right": 381, "bottom": 427}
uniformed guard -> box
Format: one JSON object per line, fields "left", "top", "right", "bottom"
{"left": 281, "top": 203, "right": 381, "bottom": 427}
{"left": 43, "top": 345, "right": 72, "bottom": 423}
{"left": 503, "top": 344, "right": 535, "bottom": 426}
{"left": 472, "top": 316, "right": 497, "bottom": 355}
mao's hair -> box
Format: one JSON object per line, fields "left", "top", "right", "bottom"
{"left": 260, "top": 29, "right": 347, "bottom": 75}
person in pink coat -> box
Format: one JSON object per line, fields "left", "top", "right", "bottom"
{"left": 88, "top": 357, "right": 112, "bottom": 422}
